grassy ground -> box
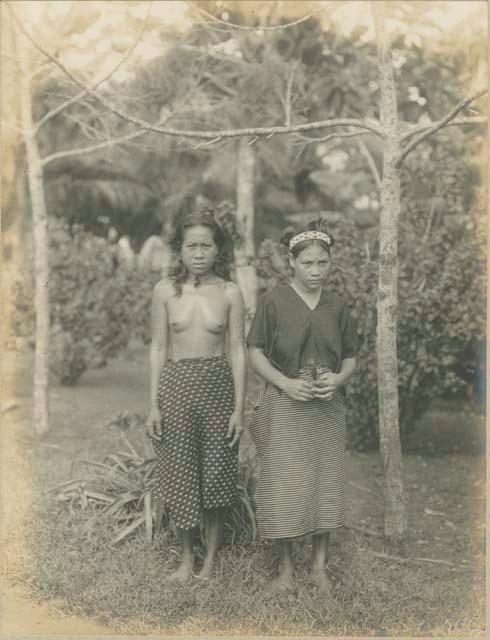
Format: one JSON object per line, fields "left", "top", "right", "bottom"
{"left": 1, "top": 344, "right": 485, "bottom": 636}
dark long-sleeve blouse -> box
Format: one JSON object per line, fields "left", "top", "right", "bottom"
{"left": 246, "top": 284, "right": 358, "bottom": 377}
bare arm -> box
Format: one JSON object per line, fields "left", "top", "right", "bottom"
{"left": 226, "top": 284, "right": 247, "bottom": 446}
{"left": 336, "top": 357, "right": 357, "bottom": 387}
{"left": 149, "top": 281, "right": 170, "bottom": 412}
{"left": 248, "top": 346, "right": 315, "bottom": 402}
{"left": 248, "top": 346, "right": 289, "bottom": 390}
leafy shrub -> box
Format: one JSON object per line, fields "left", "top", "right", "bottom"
{"left": 124, "top": 268, "right": 162, "bottom": 346}
{"left": 14, "top": 219, "right": 160, "bottom": 385}
{"left": 51, "top": 412, "right": 257, "bottom": 545}
{"left": 256, "top": 211, "right": 485, "bottom": 449}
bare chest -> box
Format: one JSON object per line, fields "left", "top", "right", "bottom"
{"left": 168, "top": 287, "right": 228, "bottom": 335}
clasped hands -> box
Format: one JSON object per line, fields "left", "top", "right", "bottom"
{"left": 281, "top": 372, "right": 340, "bottom": 402}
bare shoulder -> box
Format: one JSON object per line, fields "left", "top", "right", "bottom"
{"left": 224, "top": 281, "right": 244, "bottom": 305}
{"left": 153, "top": 278, "right": 175, "bottom": 302}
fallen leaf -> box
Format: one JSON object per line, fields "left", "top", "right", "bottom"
{"left": 424, "top": 508, "right": 446, "bottom": 517}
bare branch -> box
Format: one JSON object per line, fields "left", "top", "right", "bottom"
{"left": 202, "top": 71, "right": 237, "bottom": 97}
{"left": 178, "top": 44, "right": 248, "bottom": 66}
{"left": 370, "top": 551, "right": 455, "bottom": 567}
{"left": 41, "top": 128, "right": 150, "bottom": 165}
{"left": 292, "top": 129, "right": 369, "bottom": 161}
{"left": 357, "top": 138, "right": 381, "bottom": 189}
{"left": 61, "top": 110, "right": 111, "bottom": 142}
{"left": 187, "top": 1, "right": 319, "bottom": 31}
{"left": 8, "top": 4, "right": 384, "bottom": 143}
{"left": 284, "top": 61, "right": 299, "bottom": 127}
{"left": 41, "top": 71, "right": 207, "bottom": 166}
{"left": 447, "top": 116, "right": 487, "bottom": 128}
{"left": 41, "top": 84, "right": 198, "bottom": 167}
{"left": 32, "top": 1, "right": 153, "bottom": 134}
{"left": 60, "top": 95, "right": 112, "bottom": 141}
{"left": 193, "top": 136, "right": 223, "bottom": 150}
{"left": 41, "top": 114, "right": 169, "bottom": 166}
{"left": 400, "top": 116, "right": 487, "bottom": 142}
{"left": 396, "top": 87, "right": 487, "bottom": 166}
{"left": 294, "top": 129, "right": 370, "bottom": 145}
{"left": 30, "top": 61, "right": 55, "bottom": 80}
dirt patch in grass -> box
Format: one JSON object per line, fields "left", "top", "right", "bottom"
{"left": 1, "top": 345, "right": 485, "bottom": 636}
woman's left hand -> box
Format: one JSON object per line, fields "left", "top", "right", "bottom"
{"left": 313, "top": 372, "right": 341, "bottom": 400}
{"left": 227, "top": 409, "right": 245, "bottom": 448}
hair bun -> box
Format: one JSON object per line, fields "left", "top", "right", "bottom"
{"left": 309, "top": 217, "right": 335, "bottom": 247}
{"left": 279, "top": 226, "right": 298, "bottom": 248}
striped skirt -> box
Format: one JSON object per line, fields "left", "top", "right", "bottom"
{"left": 250, "top": 368, "right": 346, "bottom": 539}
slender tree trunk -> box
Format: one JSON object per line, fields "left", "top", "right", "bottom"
{"left": 372, "top": 1, "right": 406, "bottom": 542}
{"left": 235, "top": 137, "right": 258, "bottom": 326}
{"left": 18, "top": 28, "right": 50, "bottom": 436}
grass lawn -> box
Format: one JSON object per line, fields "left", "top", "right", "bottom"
{"left": 1, "top": 343, "right": 485, "bottom": 636}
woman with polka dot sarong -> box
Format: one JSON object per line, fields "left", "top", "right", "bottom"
{"left": 146, "top": 211, "right": 246, "bottom": 583}
{"left": 247, "top": 218, "right": 358, "bottom": 592}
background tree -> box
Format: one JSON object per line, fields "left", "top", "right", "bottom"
{"left": 3, "top": 1, "right": 163, "bottom": 433}
{"left": 4, "top": 0, "right": 486, "bottom": 541}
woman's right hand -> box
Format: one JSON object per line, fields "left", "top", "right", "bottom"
{"left": 280, "top": 378, "right": 316, "bottom": 402}
{"left": 146, "top": 406, "right": 163, "bottom": 441}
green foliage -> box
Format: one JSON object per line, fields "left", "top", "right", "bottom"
{"left": 50, "top": 411, "right": 257, "bottom": 546}
{"left": 29, "top": 495, "right": 483, "bottom": 635}
{"left": 256, "top": 210, "right": 485, "bottom": 449}
{"left": 50, "top": 412, "right": 156, "bottom": 545}
{"left": 31, "top": 4, "right": 486, "bottom": 254}
{"left": 14, "top": 220, "right": 160, "bottom": 385}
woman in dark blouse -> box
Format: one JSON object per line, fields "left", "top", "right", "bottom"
{"left": 247, "top": 219, "right": 358, "bottom": 592}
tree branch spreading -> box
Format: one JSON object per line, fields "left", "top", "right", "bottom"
{"left": 294, "top": 129, "right": 370, "bottom": 145}
{"left": 400, "top": 116, "right": 486, "bottom": 141}
{"left": 33, "top": 0, "right": 153, "bottom": 135}
{"left": 8, "top": 4, "right": 384, "bottom": 143}
{"left": 41, "top": 81, "right": 201, "bottom": 167}
{"left": 357, "top": 137, "right": 382, "bottom": 189}
{"left": 396, "top": 87, "right": 487, "bottom": 166}
{"left": 283, "top": 61, "right": 299, "bottom": 127}
{"left": 187, "top": 1, "right": 318, "bottom": 32}
{"left": 7, "top": 0, "right": 486, "bottom": 170}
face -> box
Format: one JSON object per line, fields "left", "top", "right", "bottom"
{"left": 181, "top": 225, "right": 219, "bottom": 277}
{"left": 289, "top": 243, "right": 330, "bottom": 291}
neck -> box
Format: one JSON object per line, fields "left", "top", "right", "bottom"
{"left": 292, "top": 278, "right": 322, "bottom": 296}
{"left": 188, "top": 271, "right": 217, "bottom": 287}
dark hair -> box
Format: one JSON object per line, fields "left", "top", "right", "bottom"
{"left": 280, "top": 217, "right": 336, "bottom": 257}
{"left": 170, "top": 211, "right": 232, "bottom": 296}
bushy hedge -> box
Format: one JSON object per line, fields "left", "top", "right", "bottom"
{"left": 14, "top": 220, "right": 160, "bottom": 385}
{"left": 15, "top": 194, "right": 484, "bottom": 448}
{"left": 256, "top": 212, "right": 485, "bottom": 449}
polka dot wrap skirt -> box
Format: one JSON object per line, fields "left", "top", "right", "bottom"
{"left": 153, "top": 356, "right": 237, "bottom": 530}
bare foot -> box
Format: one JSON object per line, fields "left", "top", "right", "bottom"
{"left": 309, "top": 569, "right": 333, "bottom": 593}
{"left": 167, "top": 564, "right": 193, "bottom": 584}
{"left": 269, "top": 572, "right": 294, "bottom": 593}
{"left": 195, "top": 566, "right": 213, "bottom": 581}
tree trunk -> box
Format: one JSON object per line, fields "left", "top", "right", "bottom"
{"left": 372, "top": 1, "right": 407, "bottom": 542}
{"left": 18, "top": 28, "right": 50, "bottom": 436}
{"left": 235, "top": 137, "right": 258, "bottom": 327}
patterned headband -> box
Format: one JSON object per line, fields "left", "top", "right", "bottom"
{"left": 289, "top": 230, "right": 332, "bottom": 250}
